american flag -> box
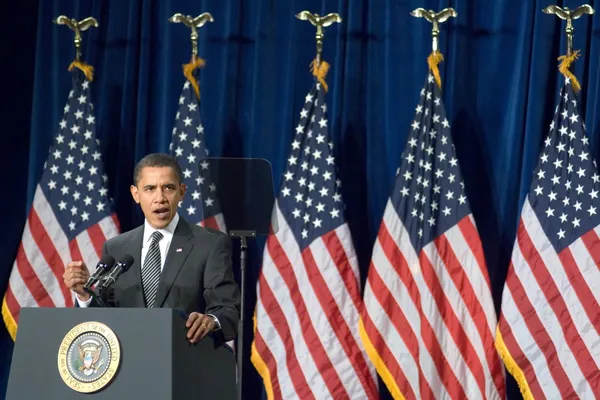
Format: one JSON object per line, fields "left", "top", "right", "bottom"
{"left": 168, "top": 66, "right": 233, "bottom": 354}
{"left": 169, "top": 69, "right": 225, "bottom": 232}
{"left": 496, "top": 78, "right": 600, "bottom": 398}
{"left": 1, "top": 66, "right": 120, "bottom": 340}
{"left": 359, "top": 72, "right": 506, "bottom": 399}
{"left": 250, "top": 77, "right": 378, "bottom": 399}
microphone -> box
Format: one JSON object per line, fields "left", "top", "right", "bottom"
{"left": 97, "top": 255, "right": 134, "bottom": 292}
{"left": 83, "top": 255, "right": 115, "bottom": 290}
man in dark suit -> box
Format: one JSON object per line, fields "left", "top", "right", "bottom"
{"left": 63, "top": 153, "right": 241, "bottom": 345}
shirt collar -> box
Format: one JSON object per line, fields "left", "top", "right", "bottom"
{"left": 143, "top": 212, "right": 179, "bottom": 244}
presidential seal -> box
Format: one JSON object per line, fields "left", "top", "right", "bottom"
{"left": 57, "top": 321, "right": 121, "bottom": 393}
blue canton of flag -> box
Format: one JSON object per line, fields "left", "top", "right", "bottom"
{"left": 528, "top": 79, "right": 600, "bottom": 251}
{"left": 169, "top": 69, "right": 224, "bottom": 232}
{"left": 392, "top": 73, "right": 469, "bottom": 251}
{"left": 40, "top": 69, "right": 116, "bottom": 238}
{"left": 277, "top": 82, "right": 343, "bottom": 249}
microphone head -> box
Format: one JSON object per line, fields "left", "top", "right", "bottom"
{"left": 97, "top": 254, "right": 116, "bottom": 273}
{"left": 117, "top": 254, "right": 135, "bottom": 272}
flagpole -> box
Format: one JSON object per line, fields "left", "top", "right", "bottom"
{"left": 254, "top": 10, "right": 380, "bottom": 400}
{"left": 54, "top": 15, "right": 106, "bottom": 307}
{"left": 169, "top": 12, "right": 257, "bottom": 399}
{"left": 169, "top": 12, "right": 214, "bottom": 63}
{"left": 542, "top": 4, "right": 594, "bottom": 57}
{"left": 542, "top": 4, "right": 594, "bottom": 94}
{"left": 53, "top": 16, "right": 98, "bottom": 63}
{"left": 410, "top": 7, "right": 457, "bottom": 91}
{"left": 295, "top": 11, "right": 342, "bottom": 68}
{"left": 496, "top": 6, "right": 597, "bottom": 399}
{"left": 410, "top": 7, "right": 456, "bottom": 55}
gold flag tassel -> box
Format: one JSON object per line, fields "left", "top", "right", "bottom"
{"left": 410, "top": 7, "right": 457, "bottom": 90}
{"left": 542, "top": 4, "right": 595, "bottom": 94}
{"left": 427, "top": 51, "right": 444, "bottom": 89}
{"left": 558, "top": 49, "right": 581, "bottom": 93}
{"left": 295, "top": 11, "right": 342, "bottom": 93}
{"left": 311, "top": 59, "right": 330, "bottom": 92}
{"left": 183, "top": 57, "right": 206, "bottom": 100}
{"left": 68, "top": 61, "right": 94, "bottom": 82}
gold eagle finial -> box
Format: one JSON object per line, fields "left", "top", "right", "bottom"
{"left": 410, "top": 8, "right": 457, "bottom": 53}
{"left": 53, "top": 16, "right": 99, "bottom": 61}
{"left": 295, "top": 11, "right": 342, "bottom": 66}
{"left": 543, "top": 4, "right": 594, "bottom": 56}
{"left": 169, "top": 12, "right": 214, "bottom": 61}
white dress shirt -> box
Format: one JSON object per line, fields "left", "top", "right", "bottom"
{"left": 74, "top": 213, "right": 220, "bottom": 330}
{"left": 140, "top": 212, "right": 179, "bottom": 273}
{"left": 76, "top": 213, "right": 179, "bottom": 308}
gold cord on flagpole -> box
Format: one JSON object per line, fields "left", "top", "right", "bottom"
{"left": 54, "top": 16, "right": 98, "bottom": 81}
{"left": 410, "top": 8, "right": 457, "bottom": 89}
{"left": 543, "top": 4, "right": 594, "bottom": 93}
{"left": 295, "top": 11, "right": 342, "bottom": 91}
{"left": 169, "top": 12, "right": 214, "bottom": 99}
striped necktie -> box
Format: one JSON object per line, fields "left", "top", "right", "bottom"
{"left": 142, "top": 231, "right": 163, "bottom": 308}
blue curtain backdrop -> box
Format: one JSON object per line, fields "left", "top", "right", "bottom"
{"left": 2, "top": 0, "right": 600, "bottom": 398}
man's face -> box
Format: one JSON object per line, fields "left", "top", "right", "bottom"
{"left": 130, "top": 166, "right": 186, "bottom": 229}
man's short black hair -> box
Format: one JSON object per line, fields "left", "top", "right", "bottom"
{"left": 133, "top": 153, "right": 183, "bottom": 185}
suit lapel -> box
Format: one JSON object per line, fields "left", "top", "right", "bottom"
{"left": 155, "top": 218, "right": 194, "bottom": 307}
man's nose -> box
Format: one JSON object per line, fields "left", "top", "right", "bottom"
{"left": 154, "top": 189, "right": 167, "bottom": 202}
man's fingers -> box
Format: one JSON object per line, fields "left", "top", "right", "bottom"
{"left": 69, "top": 277, "right": 86, "bottom": 289}
{"left": 63, "top": 267, "right": 89, "bottom": 291}
{"left": 67, "top": 261, "right": 84, "bottom": 269}
{"left": 185, "top": 312, "right": 200, "bottom": 328}
{"left": 68, "top": 270, "right": 87, "bottom": 279}
{"left": 184, "top": 313, "right": 214, "bottom": 343}
{"left": 192, "top": 318, "right": 206, "bottom": 342}
{"left": 186, "top": 317, "right": 202, "bottom": 339}
{"left": 65, "top": 271, "right": 88, "bottom": 283}
{"left": 190, "top": 316, "right": 213, "bottom": 343}
{"left": 71, "top": 275, "right": 87, "bottom": 284}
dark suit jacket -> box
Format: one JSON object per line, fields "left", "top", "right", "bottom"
{"left": 90, "top": 217, "right": 241, "bottom": 344}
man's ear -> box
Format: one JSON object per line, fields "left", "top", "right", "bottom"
{"left": 130, "top": 185, "right": 140, "bottom": 204}
{"left": 179, "top": 183, "right": 187, "bottom": 198}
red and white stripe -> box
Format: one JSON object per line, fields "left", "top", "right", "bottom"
{"left": 199, "top": 212, "right": 226, "bottom": 233}
{"left": 360, "top": 199, "right": 506, "bottom": 399}
{"left": 251, "top": 201, "right": 378, "bottom": 399}
{"left": 496, "top": 197, "right": 600, "bottom": 399}
{"left": 2, "top": 185, "right": 120, "bottom": 339}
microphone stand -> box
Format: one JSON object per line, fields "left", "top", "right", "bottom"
{"left": 83, "top": 284, "right": 107, "bottom": 308}
{"left": 229, "top": 230, "right": 256, "bottom": 400}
